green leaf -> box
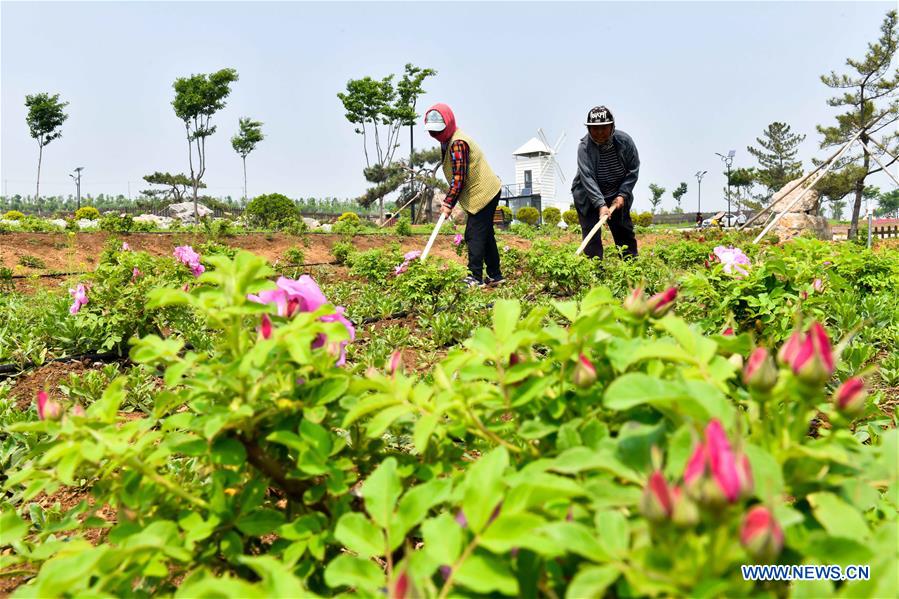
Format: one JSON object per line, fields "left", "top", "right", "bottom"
{"left": 86, "top": 376, "right": 126, "bottom": 423}
{"left": 0, "top": 509, "right": 28, "bottom": 546}
{"left": 237, "top": 555, "right": 311, "bottom": 598}
{"left": 235, "top": 509, "right": 287, "bottom": 536}
{"left": 479, "top": 512, "right": 546, "bottom": 553}
{"left": 324, "top": 554, "right": 385, "bottom": 593}
{"left": 565, "top": 564, "right": 620, "bottom": 599}
{"left": 334, "top": 513, "right": 384, "bottom": 559}
{"left": 550, "top": 447, "right": 642, "bottom": 484}
{"left": 808, "top": 492, "right": 870, "bottom": 542}
{"left": 413, "top": 413, "right": 439, "bottom": 454}
{"left": 595, "top": 511, "right": 629, "bottom": 558}
{"left": 656, "top": 316, "right": 717, "bottom": 364}
{"left": 603, "top": 373, "right": 733, "bottom": 426}
{"left": 453, "top": 552, "right": 519, "bottom": 596}
{"left": 539, "top": 521, "right": 610, "bottom": 562}
{"left": 744, "top": 443, "right": 783, "bottom": 501}
{"left": 210, "top": 437, "right": 247, "bottom": 466}
{"left": 362, "top": 457, "right": 402, "bottom": 529}
{"left": 395, "top": 478, "right": 452, "bottom": 541}
{"left": 462, "top": 447, "right": 509, "bottom": 533}
{"left": 422, "top": 513, "right": 464, "bottom": 565}
{"left": 493, "top": 299, "right": 520, "bottom": 340}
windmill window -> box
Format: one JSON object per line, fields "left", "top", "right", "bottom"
{"left": 524, "top": 170, "right": 532, "bottom": 193}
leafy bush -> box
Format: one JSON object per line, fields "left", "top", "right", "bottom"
{"left": 337, "top": 211, "right": 360, "bottom": 223}
{"left": 18, "top": 254, "right": 46, "bottom": 269}
{"left": 562, "top": 209, "right": 579, "bottom": 227}
{"left": 74, "top": 206, "right": 100, "bottom": 220}
{"left": 349, "top": 249, "right": 399, "bottom": 282}
{"left": 245, "top": 193, "right": 300, "bottom": 229}
{"left": 99, "top": 214, "right": 144, "bottom": 233}
{"left": 331, "top": 240, "right": 355, "bottom": 264}
{"left": 394, "top": 216, "right": 412, "bottom": 237}
{"left": 542, "top": 207, "right": 561, "bottom": 227}
{"left": 500, "top": 205, "right": 513, "bottom": 221}
{"left": 3, "top": 210, "right": 25, "bottom": 220}
{"left": 283, "top": 246, "right": 305, "bottom": 265}
{"left": 516, "top": 206, "right": 540, "bottom": 226}
{"left": 633, "top": 211, "right": 654, "bottom": 227}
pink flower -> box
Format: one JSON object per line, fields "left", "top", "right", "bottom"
{"left": 712, "top": 246, "right": 751, "bottom": 277}
{"left": 259, "top": 313, "right": 273, "bottom": 340}
{"left": 121, "top": 242, "right": 131, "bottom": 251}
{"left": 777, "top": 331, "right": 803, "bottom": 367}
{"left": 683, "top": 419, "right": 749, "bottom": 505}
{"left": 572, "top": 353, "right": 597, "bottom": 388}
{"left": 68, "top": 283, "right": 89, "bottom": 315}
{"left": 623, "top": 287, "right": 650, "bottom": 318}
{"left": 404, "top": 250, "right": 422, "bottom": 261}
{"left": 249, "top": 275, "right": 354, "bottom": 365}
{"left": 646, "top": 287, "right": 677, "bottom": 317}
{"left": 173, "top": 245, "right": 204, "bottom": 277}
{"left": 132, "top": 267, "right": 142, "bottom": 281}
{"left": 743, "top": 348, "right": 777, "bottom": 392}
{"left": 640, "top": 470, "right": 673, "bottom": 522}
{"left": 722, "top": 327, "right": 735, "bottom": 336}
{"left": 670, "top": 485, "right": 699, "bottom": 527}
{"left": 36, "top": 391, "right": 62, "bottom": 421}
{"left": 394, "top": 262, "right": 410, "bottom": 275}
{"left": 71, "top": 404, "right": 86, "bottom": 417}
{"left": 812, "top": 278, "right": 824, "bottom": 293}
{"left": 389, "top": 350, "right": 403, "bottom": 375}
{"left": 453, "top": 233, "right": 463, "bottom": 246}
{"left": 834, "top": 377, "right": 866, "bottom": 415}
{"left": 791, "top": 322, "right": 835, "bottom": 385}
{"left": 741, "top": 506, "right": 783, "bottom": 562}
{"left": 392, "top": 570, "right": 409, "bottom": 599}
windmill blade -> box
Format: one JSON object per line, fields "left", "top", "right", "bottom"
{"left": 551, "top": 155, "right": 566, "bottom": 183}
{"left": 553, "top": 131, "right": 566, "bottom": 154}
{"left": 537, "top": 128, "right": 552, "bottom": 150}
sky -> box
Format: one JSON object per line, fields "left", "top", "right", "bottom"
{"left": 1, "top": 0, "right": 896, "bottom": 213}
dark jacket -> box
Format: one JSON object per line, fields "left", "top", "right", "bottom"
{"left": 571, "top": 129, "right": 640, "bottom": 215}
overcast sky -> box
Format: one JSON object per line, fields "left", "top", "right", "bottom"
{"left": 1, "top": 1, "right": 895, "bottom": 212}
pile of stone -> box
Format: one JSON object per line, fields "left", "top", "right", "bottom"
{"left": 767, "top": 178, "right": 831, "bottom": 241}
{"left": 134, "top": 214, "right": 174, "bottom": 229}
{"left": 167, "top": 201, "right": 212, "bottom": 224}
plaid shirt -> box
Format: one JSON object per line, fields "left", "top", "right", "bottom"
{"left": 442, "top": 139, "right": 470, "bottom": 209}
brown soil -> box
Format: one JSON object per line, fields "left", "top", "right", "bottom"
{"left": 8, "top": 360, "right": 101, "bottom": 411}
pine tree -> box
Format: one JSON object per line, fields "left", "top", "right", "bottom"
{"left": 746, "top": 122, "right": 806, "bottom": 199}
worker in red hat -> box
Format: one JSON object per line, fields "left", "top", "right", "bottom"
{"left": 425, "top": 103, "right": 504, "bottom": 287}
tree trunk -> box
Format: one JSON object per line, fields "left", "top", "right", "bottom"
{"left": 848, "top": 149, "right": 870, "bottom": 240}
{"left": 242, "top": 156, "right": 248, "bottom": 202}
{"left": 379, "top": 196, "right": 384, "bottom": 222}
{"left": 35, "top": 144, "right": 43, "bottom": 216}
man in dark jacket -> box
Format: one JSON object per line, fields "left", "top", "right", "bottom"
{"left": 571, "top": 106, "right": 640, "bottom": 259}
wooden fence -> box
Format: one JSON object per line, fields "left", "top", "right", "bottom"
{"left": 873, "top": 224, "right": 899, "bottom": 239}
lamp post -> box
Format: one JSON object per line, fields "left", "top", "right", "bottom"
{"left": 715, "top": 150, "right": 735, "bottom": 226}
{"left": 695, "top": 170, "right": 707, "bottom": 220}
{"left": 69, "top": 167, "right": 84, "bottom": 210}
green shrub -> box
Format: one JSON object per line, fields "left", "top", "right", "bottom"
{"left": 562, "top": 209, "right": 580, "bottom": 227}
{"left": 245, "top": 193, "right": 299, "bottom": 229}
{"left": 500, "top": 205, "right": 513, "bottom": 221}
{"left": 516, "top": 206, "right": 539, "bottom": 226}
{"left": 99, "top": 214, "right": 135, "bottom": 233}
{"left": 3, "top": 210, "right": 25, "bottom": 220}
{"left": 633, "top": 211, "right": 654, "bottom": 227}
{"left": 74, "top": 206, "right": 100, "bottom": 220}
{"left": 283, "top": 246, "right": 305, "bottom": 265}
{"left": 331, "top": 240, "right": 355, "bottom": 264}
{"left": 337, "top": 211, "right": 361, "bottom": 223}
{"left": 542, "top": 207, "right": 561, "bottom": 227}
{"left": 395, "top": 216, "right": 412, "bottom": 237}
{"left": 18, "top": 254, "right": 47, "bottom": 269}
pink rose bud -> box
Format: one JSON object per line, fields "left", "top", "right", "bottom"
{"left": 834, "top": 377, "right": 866, "bottom": 415}
{"left": 132, "top": 267, "right": 142, "bottom": 280}
{"left": 741, "top": 506, "right": 783, "bottom": 562}
{"left": 792, "top": 322, "right": 835, "bottom": 385}
{"left": 684, "top": 419, "right": 746, "bottom": 505}
{"left": 36, "top": 391, "right": 63, "bottom": 421}
{"left": 389, "top": 350, "right": 403, "bottom": 375}
{"left": 623, "top": 287, "right": 650, "bottom": 318}
{"left": 670, "top": 485, "right": 699, "bottom": 527}
{"left": 646, "top": 287, "right": 677, "bottom": 317}
{"left": 572, "top": 353, "right": 597, "bottom": 388}
{"left": 454, "top": 510, "right": 468, "bottom": 528}
{"left": 800, "top": 290, "right": 808, "bottom": 300}
{"left": 509, "top": 352, "right": 521, "bottom": 367}
{"left": 259, "top": 313, "right": 273, "bottom": 340}
{"left": 813, "top": 278, "right": 824, "bottom": 292}
{"left": 121, "top": 242, "right": 130, "bottom": 251}
{"left": 777, "top": 331, "right": 803, "bottom": 367}
{"left": 743, "top": 348, "right": 778, "bottom": 392}
{"left": 736, "top": 453, "right": 754, "bottom": 500}
{"left": 640, "top": 470, "right": 673, "bottom": 522}
{"left": 71, "top": 404, "right": 86, "bottom": 417}
{"left": 392, "top": 571, "right": 409, "bottom": 599}
{"left": 722, "top": 327, "right": 734, "bottom": 336}
{"left": 453, "top": 233, "right": 463, "bottom": 246}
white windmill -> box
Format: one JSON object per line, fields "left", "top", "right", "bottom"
{"left": 511, "top": 129, "right": 567, "bottom": 212}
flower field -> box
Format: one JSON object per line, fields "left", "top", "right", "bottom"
{"left": 1, "top": 229, "right": 898, "bottom": 598}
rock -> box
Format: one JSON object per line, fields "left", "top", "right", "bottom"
{"left": 303, "top": 217, "right": 321, "bottom": 230}
{"left": 77, "top": 219, "right": 99, "bottom": 229}
{"left": 320, "top": 223, "right": 333, "bottom": 233}
{"left": 558, "top": 220, "right": 569, "bottom": 229}
{"left": 168, "top": 201, "right": 212, "bottom": 223}
{"left": 773, "top": 213, "right": 831, "bottom": 241}
{"left": 769, "top": 177, "right": 820, "bottom": 214}
{"left": 135, "top": 214, "right": 174, "bottom": 229}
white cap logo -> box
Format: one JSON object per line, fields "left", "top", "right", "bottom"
{"left": 425, "top": 110, "right": 446, "bottom": 131}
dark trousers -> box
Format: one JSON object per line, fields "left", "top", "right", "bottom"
{"left": 465, "top": 192, "right": 502, "bottom": 281}
{"left": 577, "top": 205, "right": 638, "bottom": 259}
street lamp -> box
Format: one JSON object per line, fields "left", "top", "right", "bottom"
{"left": 715, "top": 150, "right": 735, "bottom": 226}
{"left": 695, "top": 170, "right": 707, "bottom": 223}
{"left": 69, "top": 167, "right": 84, "bottom": 210}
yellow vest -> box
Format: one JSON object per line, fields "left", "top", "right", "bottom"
{"left": 442, "top": 130, "right": 502, "bottom": 214}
